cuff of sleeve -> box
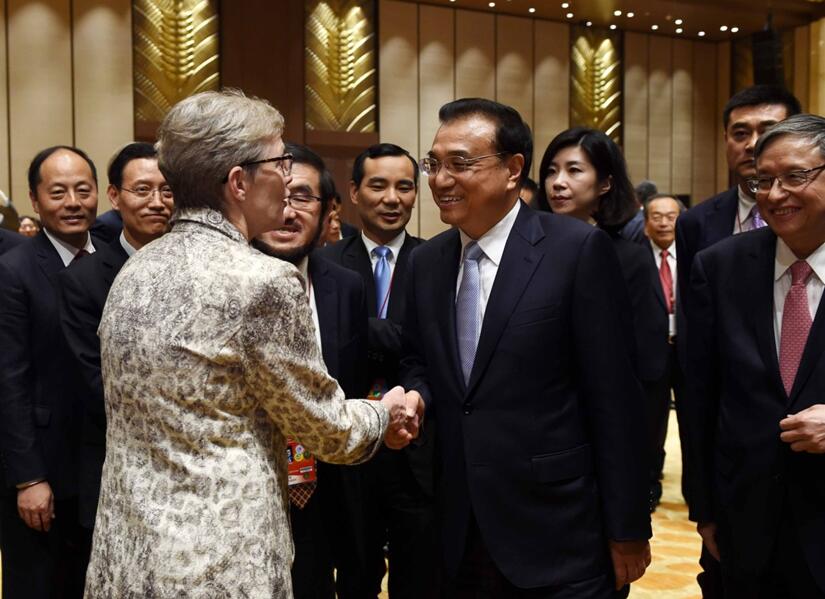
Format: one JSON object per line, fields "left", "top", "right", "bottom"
{"left": 360, "top": 399, "right": 389, "bottom": 461}
{"left": 16, "top": 478, "right": 45, "bottom": 490}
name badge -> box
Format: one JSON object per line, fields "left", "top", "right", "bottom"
{"left": 286, "top": 438, "right": 317, "bottom": 486}
{"left": 367, "top": 378, "right": 388, "bottom": 400}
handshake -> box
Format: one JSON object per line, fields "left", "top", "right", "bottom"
{"left": 379, "top": 386, "right": 425, "bottom": 449}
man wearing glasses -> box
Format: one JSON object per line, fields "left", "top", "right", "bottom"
{"left": 253, "top": 143, "right": 373, "bottom": 599}
{"left": 401, "top": 98, "right": 651, "bottom": 597}
{"left": 684, "top": 114, "right": 825, "bottom": 598}
{"left": 58, "top": 142, "right": 173, "bottom": 548}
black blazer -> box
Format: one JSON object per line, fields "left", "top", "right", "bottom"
{"left": 401, "top": 203, "right": 651, "bottom": 587}
{"left": 89, "top": 209, "right": 123, "bottom": 244}
{"left": 57, "top": 237, "right": 129, "bottom": 526}
{"left": 0, "top": 231, "right": 95, "bottom": 499}
{"left": 685, "top": 228, "right": 825, "bottom": 591}
{"left": 317, "top": 231, "right": 435, "bottom": 495}
{"left": 0, "top": 227, "right": 25, "bottom": 256}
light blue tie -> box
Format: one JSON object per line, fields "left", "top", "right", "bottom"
{"left": 373, "top": 246, "right": 392, "bottom": 319}
{"left": 456, "top": 241, "right": 484, "bottom": 384}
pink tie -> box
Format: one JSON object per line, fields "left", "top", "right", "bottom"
{"left": 779, "top": 260, "right": 814, "bottom": 395}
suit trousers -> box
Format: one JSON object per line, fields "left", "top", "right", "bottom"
{"left": 0, "top": 495, "right": 89, "bottom": 599}
{"left": 643, "top": 343, "right": 683, "bottom": 484}
{"left": 363, "top": 446, "right": 441, "bottom": 599}
{"left": 445, "top": 515, "right": 627, "bottom": 599}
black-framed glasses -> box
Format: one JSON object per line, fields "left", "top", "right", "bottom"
{"left": 121, "top": 185, "right": 174, "bottom": 200}
{"left": 746, "top": 163, "right": 825, "bottom": 195}
{"left": 223, "top": 153, "right": 294, "bottom": 182}
{"left": 419, "top": 152, "right": 509, "bottom": 177}
{"left": 286, "top": 193, "right": 323, "bottom": 212}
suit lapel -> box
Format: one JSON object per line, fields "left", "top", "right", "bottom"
{"left": 387, "top": 234, "right": 415, "bottom": 322}
{"left": 102, "top": 239, "right": 129, "bottom": 287}
{"left": 748, "top": 231, "right": 786, "bottom": 401}
{"left": 34, "top": 232, "right": 66, "bottom": 284}
{"left": 647, "top": 244, "right": 668, "bottom": 311}
{"left": 789, "top": 273, "right": 825, "bottom": 406}
{"left": 343, "top": 237, "right": 376, "bottom": 316}
{"left": 466, "top": 205, "right": 545, "bottom": 396}
{"left": 437, "top": 232, "right": 463, "bottom": 395}
{"left": 308, "top": 257, "right": 339, "bottom": 374}
{"left": 704, "top": 188, "right": 738, "bottom": 246}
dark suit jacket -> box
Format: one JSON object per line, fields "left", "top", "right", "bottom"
{"left": 0, "top": 231, "right": 94, "bottom": 499}
{"left": 340, "top": 221, "right": 358, "bottom": 239}
{"left": 57, "top": 237, "right": 129, "bottom": 527}
{"left": 89, "top": 209, "right": 123, "bottom": 244}
{"left": 401, "top": 203, "right": 651, "bottom": 587}
{"left": 685, "top": 228, "right": 825, "bottom": 591}
{"left": 317, "top": 231, "right": 435, "bottom": 495}
{"left": 0, "top": 227, "right": 25, "bottom": 256}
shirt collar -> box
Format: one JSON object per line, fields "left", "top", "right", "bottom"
{"left": 459, "top": 200, "right": 521, "bottom": 266}
{"left": 297, "top": 256, "right": 310, "bottom": 282}
{"left": 649, "top": 239, "right": 676, "bottom": 257}
{"left": 119, "top": 231, "right": 138, "bottom": 257}
{"left": 361, "top": 229, "right": 406, "bottom": 260}
{"left": 775, "top": 237, "right": 825, "bottom": 283}
{"left": 737, "top": 185, "right": 757, "bottom": 226}
{"left": 43, "top": 227, "right": 95, "bottom": 267}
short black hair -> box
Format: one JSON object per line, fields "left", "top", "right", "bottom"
{"left": 634, "top": 180, "right": 658, "bottom": 204}
{"left": 521, "top": 177, "right": 538, "bottom": 194}
{"left": 108, "top": 142, "right": 158, "bottom": 189}
{"left": 536, "top": 127, "right": 637, "bottom": 231}
{"left": 438, "top": 98, "right": 533, "bottom": 184}
{"left": 285, "top": 142, "right": 336, "bottom": 215}
{"left": 722, "top": 85, "right": 802, "bottom": 129}
{"left": 28, "top": 145, "right": 98, "bottom": 195}
{"left": 351, "top": 143, "right": 419, "bottom": 188}
{"left": 642, "top": 194, "right": 686, "bottom": 221}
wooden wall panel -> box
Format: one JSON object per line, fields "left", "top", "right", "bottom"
{"left": 418, "top": 5, "right": 454, "bottom": 239}
{"left": 533, "top": 20, "right": 569, "bottom": 182}
{"left": 671, "top": 39, "right": 693, "bottom": 196}
{"left": 692, "top": 41, "right": 718, "bottom": 204}
{"left": 624, "top": 32, "right": 649, "bottom": 184}
{"left": 455, "top": 10, "right": 495, "bottom": 100}
{"left": 8, "top": 0, "right": 73, "bottom": 208}
{"left": 496, "top": 16, "right": 533, "bottom": 128}
{"left": 379, "top": 0, "right": 420, "bottom": 235}
{"left": 716, "top": 41, "right": 732, "bottom": 193}
{"left": 648, "top": 36, "right": 673, "bottom": 193}
{"left": 0, "top": 0, "right": 8, "bottom": 198}
{"left": 795, "top": 25, "right": 810, "bottom": 113}
{"left": 73, "top": 0, "right": 133, "bottom": 211}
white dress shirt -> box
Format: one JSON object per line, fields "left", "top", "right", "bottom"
{"left": 650, "top": 239, "right": 678, "bottom": 335}
{"left": 119, "top": 231, "right": 138, "bottom": 257}
{"left": 733, "top": 186, "right": 758, "bottom": 234}
{"left": 773, "top": 238, "right": 825, "bottom": 356}
{"left": 297, "top": 256, "right": 324, "bottom": 360}
{"left": 362, "top": 230, "right": 406, "bottom": 276}
{"left": 456, "top": 201, "right": 520, "bottom": 322}
{"left": 43, "top": 228, "right": 96, "bottom": 267}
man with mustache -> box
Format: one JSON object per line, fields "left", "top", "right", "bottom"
{"left": 318, "top": 143, "right": 439, "bottom": 598}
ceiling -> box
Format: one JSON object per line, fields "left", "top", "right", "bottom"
{"left": 399, "top": 0, "right": 825, "bottom": 41}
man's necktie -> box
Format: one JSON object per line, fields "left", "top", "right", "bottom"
{"left": 659, "top": 249, "right": 674, "bottom": 314}
{"left": 373, "top": 246, "right": 392, "bottom": 319}
{"left": 71, "top": 248, "right": 89, "bottom": 264}
{"left": 750, "top": 205, "right": 768, "bottom": 230}
{"left": 456, "top": 242, "right": 484, "bottom": 384}
{"left": 779, "top": 260, "right": 813, "bottom": 396}
{"left": 289, "top": 482, "right": 315, "bottom": 509}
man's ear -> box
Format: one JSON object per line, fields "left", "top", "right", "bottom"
{"left": 29, "top": 191, "right": 40, "bottom": 216}
{"left": 349, "top": 181, "right": 359, "bottom": 207}
{"left": 506, "top": 154, "right": 526, "bottom": 190}
{"left": 107, "top": 184, "right": 121, "bottom": 211}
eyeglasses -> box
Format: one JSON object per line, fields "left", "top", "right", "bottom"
{"left": 746, "top": 163, "right": 825, "bottom": 195}
{"left": 223, "top": 153, "right": 294, "bottom": 182}
{"left": 419, "top": 152, "right": 509, "bottom": 177}
{"left": 121, "top": 185, "right": 174, "bottom": 200}
{"left": 286, "top": 193, "right": 322, "bottom": 212}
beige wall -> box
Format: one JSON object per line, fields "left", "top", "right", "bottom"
{"left": 5, "top": 0, "right": 132, "bottom": 218}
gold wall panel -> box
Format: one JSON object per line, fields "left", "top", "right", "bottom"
{"left": 732, "top": 31, "right": 795, "bottom": 93}
{"left": 306, "top": 0, "right": 376, "bottom": 133}
{"left": 570, "top": 27, "right": 622, "bottom": 144}
{"left": 133, "top": 0, "right": 219, "bottom": 127}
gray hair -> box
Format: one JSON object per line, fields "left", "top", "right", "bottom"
{"left": 754, "top": 113, "right": 825, "bottom": 161}
{"left": 156, "top": 88, "right": 285, "bottom": 211}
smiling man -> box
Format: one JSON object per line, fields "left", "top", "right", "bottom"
{"left": 401, "top": 98, "right": 651, "bottom": 597}
{"left": 0, "top": 146, "right": 99, "bottom": 599}
{"left": 685, "top": 114, "right": 825, "bottom": 598}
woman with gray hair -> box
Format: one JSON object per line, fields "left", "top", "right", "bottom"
{"left": 83, "top": 89, "right": 421, "bottom": 598}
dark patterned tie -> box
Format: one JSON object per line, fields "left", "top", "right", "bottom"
{"left": 71, "top": 248, "right": 90, "bottom": 264}
{"left": 779, "top": 260, "right": 813, "bottom": 395}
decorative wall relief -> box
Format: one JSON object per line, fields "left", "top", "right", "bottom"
{"left": 133, "top": 0, "right": 220, "bottom": 127}
{"left": 305, "top": 0, "right": 376, "bottom": 133}
{"left": 570, "top": 27, "right": 622, "bottom": 144}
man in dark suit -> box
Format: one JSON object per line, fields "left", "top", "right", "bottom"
{"left": 0, "top": 146, "right": 99, "bottom": 599}
{"left": 674, "top": 84, "right": 802, "bottom": 597}
{"left": 317, "top": 143, "right": 439, "bottom": 598}
{"left": 0, "top": 226, "right": 25, "bottom": 255}
{"left": 254, "top": 143, "right": 372, "bottom": 599}
{"left": 58, "top": 142, "right": 173, "bottom": 533}
{"left": 685, "top": 114, "right": 825, "bottom": 598}
{"left": 641, "top": 194, "right": 686, "bottom": 510}
{"left": 402, "top": 98, "right": 651, "bottom": 597}
{"left": 89, "top": 208, "right": 123, "bottom": 243}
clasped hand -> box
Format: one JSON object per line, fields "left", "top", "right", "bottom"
{"left": 380, "top": 387, "right": 425, "bottom": 449}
